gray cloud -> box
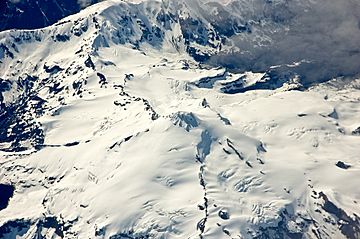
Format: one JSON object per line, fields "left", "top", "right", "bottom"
{"left": 77, "top": 0, "right": 95, "bottom": 8}
{"left": 77, "top": 0, "right": 108, "bottom": 8}
{"left": 206, "top": 0, "right": 360, "bottom": 85}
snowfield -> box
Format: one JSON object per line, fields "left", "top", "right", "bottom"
{"left": 0, "top": 0, "right": 360, "bottom": 238}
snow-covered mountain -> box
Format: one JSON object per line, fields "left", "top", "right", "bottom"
{"left": 0, "top": 0, "right": 360, "bottom": 238}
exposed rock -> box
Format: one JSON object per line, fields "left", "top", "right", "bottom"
{"left": 0, "top": 184, "right": 15, "bottom": 211}
{"left": 352, "top": 127, "right": 360, "bottom": 136}
{"left": 336, "top": 161, "right": 351, "bottom": 169}
{"left": 218, "top": 209, "right": 230, "bottom": 220}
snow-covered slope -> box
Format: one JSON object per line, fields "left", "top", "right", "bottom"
{"left": 0, "top": 0, "right": 360, "bottom": 238}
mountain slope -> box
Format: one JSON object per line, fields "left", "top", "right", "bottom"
{"left": 0, "top": 0, "right": 360, "bottom": 238}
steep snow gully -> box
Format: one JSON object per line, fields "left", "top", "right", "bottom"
{"left": 0, "top": 0, "right": 360, "bottom": 238}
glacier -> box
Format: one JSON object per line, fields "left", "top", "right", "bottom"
{"left": 0, "top": 0, "right": 360, "bottom": 238}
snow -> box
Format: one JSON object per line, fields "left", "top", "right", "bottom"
{"left": 0, "top": 0, "right": 360, "bottom": 238}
